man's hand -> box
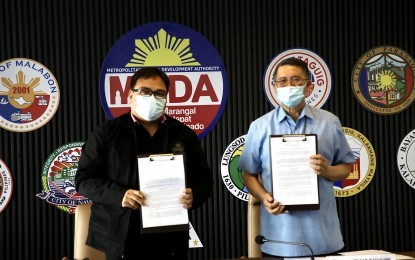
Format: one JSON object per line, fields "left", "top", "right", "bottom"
{"left": 309, "top": 154, "right": 329, "bottom": 177}
{"left": 122, "top": 189, "right": 146, "bottom": 210}
{"left": 262, "top": 192, "right": 288, "bottom": 215}
{"left": 179, "top": 188, "right": 193, "bottom": 209}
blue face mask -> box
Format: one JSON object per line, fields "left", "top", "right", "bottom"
{"left": 276, "top": 86, "right": 305, "bottom": 107}
{"left": 134, "top": 95, "right": 166, "bottom": 121}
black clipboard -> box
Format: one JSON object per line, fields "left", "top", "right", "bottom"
{"left": 269, "top": 134, "right": 320, "bottom": 211}
{"left": 137, "top": 153, "right": 189, "bottom": 233}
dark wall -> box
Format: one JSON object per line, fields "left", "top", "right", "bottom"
{"left": 1, "top": 0, "right": 414, "bottom": 259}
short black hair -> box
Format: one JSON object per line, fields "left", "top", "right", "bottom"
{"left": 130, "top": 67, "right": 170, "bottom": 91}
{"left": 272, "top": 57, "right": 310, "bottom": 80}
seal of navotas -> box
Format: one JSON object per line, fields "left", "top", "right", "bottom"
{"left": 36, "top": 142, "right": 92, "bottom": 214}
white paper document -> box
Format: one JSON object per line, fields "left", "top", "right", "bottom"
{"left": 270, "top": 134, "right": 319, "bottom": 210}
{"left": 284, "top": 250, "right": 410, "bottom": 260}
{"left": 339, "top": 250, "right": 411, "bottom": 260}
{"left": 328, "top": 250, "right": 396, "bottom": 260}
{"left": 138, "top": 154, "right": 188, "bottom": 233}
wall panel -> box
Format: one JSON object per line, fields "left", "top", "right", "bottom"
{"left": 0, "top": 0, "right": 414, "bottom": 259}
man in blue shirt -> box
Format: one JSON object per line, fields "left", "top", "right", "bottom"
{"left": 238, "top": 57, "right": 355, "bottom": 257}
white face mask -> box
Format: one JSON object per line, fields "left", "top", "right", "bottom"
{"left": 134, "top": 95, "right": 166, "bottom": 121}
{"left": 277, "top": 86, "right": 305, "bottom": 107}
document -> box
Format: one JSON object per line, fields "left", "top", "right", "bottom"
{"left": 137, "top": 154, "right": 188, "bottom": 233}
{"left": 339, "top": 250, "right": 409, "bottom": 260}
{"left": 328, "top": 250, "right": 397, "bottom": 260}
{"left": 270, "top": 134, "right": 319, "bottom": 210}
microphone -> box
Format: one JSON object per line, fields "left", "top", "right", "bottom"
{"left": 255, "top": 235, "right": 315, "bottom": 260}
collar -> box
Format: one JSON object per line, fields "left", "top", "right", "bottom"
{"left": 276, "top": 104, "right": 314, "bottom": 123}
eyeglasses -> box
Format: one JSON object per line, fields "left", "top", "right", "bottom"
{"left": 132, "top": 88, "right": 168, "bottom": 99}
{"left": 273, "top": 77, "right": 308, "bottom": 87}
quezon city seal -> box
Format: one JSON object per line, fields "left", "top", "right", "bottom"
{"left": 0, "top": 159, "right": 13, "bottom": 214}
{"left": 0, "top": 58, "right": 60, "bottom": 132}
{"left": 264, "top": 48, "right": 332, "bottom": 108}
{"left": 397, "top": 129, "right": 415, "bottom": 189}
{"left": 220, "top": 135, "right": 249, "bottom": 201}
{"left": 99, "top": 21, "right": 228, "bottom": 139}
{"left": 334, "top": 127, "right": 376, "bottom": 197}
{"left": 36, "top": 142, "right": 91, "bottom": 214}
{"left": 352, "top": 45, "right": 415, "bottom": 115}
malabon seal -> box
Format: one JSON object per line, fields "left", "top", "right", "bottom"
{"left": 0, "top": 58, "right": 60, "bottom": 132}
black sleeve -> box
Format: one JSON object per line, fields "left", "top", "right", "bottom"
{"left": 75, "top": 124, "right": 128, "bottom": 207}
{"left": 185, "top": 131, "right": 214, "bottom": 209}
